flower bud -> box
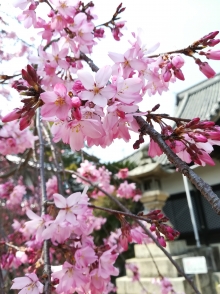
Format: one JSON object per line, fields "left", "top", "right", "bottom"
{"left": 2, "top": 109, "right": 21, "bottom": 122}
{"left": 200, "top": 31, "right": 219, "bottom": 42}
{"left": 71, "top": 96, "right": 81, "bottom": 108}
{"left": 195, "top": 59, "right": 216, "bottom": 79}
{"left": 163, "top": 70, "right": 172, "bottom": 82}
{"left": 174, "top": 69, "right": 185, "bottom": 80}
{"left": 172, "top": 55, "right": 184, "bottom": 68}
{"left": 206, "top": 50, "right": 220, "bottom": 60}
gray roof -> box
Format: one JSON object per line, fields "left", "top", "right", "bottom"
{"left": 175, "top": 74, "right": 220, "bottom": 121}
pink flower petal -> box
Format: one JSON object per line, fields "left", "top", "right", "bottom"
{"left": 53, "top": 193, "right": 66, "bottom": 208}
{"left": 77, "top": 70, "right": 94, "bottom": 89}
{"left": 95, "top": 66, "right": 112, "bottom": 87}
{"left": 11, "top": 277, "right": 31, "bottom": 289}
{"left": 40, "top": 91, "right": 57, "bottom": 103}
{"left": 54, "top": 83, "right": 67, "bottom": 97}
{"left": 26, "top": 209, "right": 41, "bottom": 220}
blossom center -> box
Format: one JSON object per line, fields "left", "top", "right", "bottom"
{"left": 60, "top": 1, "right": 67, "bottom": 9}
{"left": 55, "top": 96, "right": 65, "bottom": 106}
{"left": 93, "top": 86, "right": 100, "bottom": 95}
{"left": 71, "top": 124, "right": 81, "bottom": 133}
{"left": 54, "top": 55, "right": 60, "bottom": 62}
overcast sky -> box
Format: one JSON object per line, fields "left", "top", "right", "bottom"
{"left": 1, "top": 0, "right": 220, "bottom": 162}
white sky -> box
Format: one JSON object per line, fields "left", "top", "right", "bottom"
{"left": 1, "top": 0, "right": 220, "bottom": 162}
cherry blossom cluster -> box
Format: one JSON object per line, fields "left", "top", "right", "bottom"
{"left": 2, "top": 28, "right": 220, "bottom": 162}
{"left": 0, "top": 120, "right": 37, "bottom": 155}
{"left": 6, "top": 189, "right": 116, "bottom": 294}
{"left": 148, "top": 115, "right": 220, "bottom": 166}
{"left": 1, "top": 1, "right": 220, "bottom": 293}
{"left": 76, "top": 160, "right": 141, "bottom": 201}
{"left": 0, "top": 180, "right": 26, "bottom": 210}
{"left": 1, "top": 0, "right": 220, "bottom": 168}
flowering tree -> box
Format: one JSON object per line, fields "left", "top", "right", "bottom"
{"left": 1, "top": 1, "right": 220, "bottom": 294}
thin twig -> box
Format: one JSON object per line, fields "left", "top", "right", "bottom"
{"left": 36, "top": 109, "right": 51, "bottom": 294}
{"left": 42, "top": 123, "right": 63, "bottom": 194}
{"left": 144, "top": 243, "right": 163, "bottom": 278}
{"left": 135, "top": 116, "right": 220, "bottom": 215}
{"left": 149, "top": 113, "right": 191, "bottom": 123}
{"left": 89, "top": 204, "right": 153, "bottom": 222}
{"left": 46, "top": 202, "right": 153, "bottom": 223}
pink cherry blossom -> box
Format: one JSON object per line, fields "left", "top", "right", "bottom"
{"left": 75, "top": 246, "right": 97, "bottom": 268}
{"left": 11, "top": 273, "right": 43, "bottom": 294}
{"left": 24, "top": 210, "right": 50, "bottom": 242}
{"left": 48, "top": 42, "right": 69, "bottom": 69}
{"left": 77, "top": 66, "right": 114, "bottom": 107}
{"left": 98, "top": 246, "right": 119, "bottom": 279}
{"left": 40, "top": 83, "right": 72, "bottom": 120}
{"left": 42, "top": 220, "right": 72, "bottom": 244}
{"left": 50, "top": 0, "right": 76, "bottom": 18}
{"left": 53, "top": 187, "right": 89, "bottom": 224}
{"left": 51, "top": 261, "right": 89, "bottom": 293}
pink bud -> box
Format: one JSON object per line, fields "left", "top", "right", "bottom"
{"left": 185, "top": 117, "right": 200, "bottom": 128}
{"left": 71, "top": 96, "right": 81, "bottom": 108}
{"left": 206, "top": 50, "right": 220, "bottom": 60}
{"left": 196, "top": 59, "right": 216, "bottom": 79}
{"left": 158, "top": 236, "right": 166, "bottom": 247}
{"left": 172, "top": 55, "right": 184, "bottom": 68}
{"left": 150, "top": 223, "right": 156, "bottom": 231}
{"left": 207, "top": 39, "right": 220, "bottom": 47}
{"left": 207, "top": 131, "right": 220, "bottom": 140}
{"left": 201, "top": 31, "right": 219, "bottom": 42}
{"left": 163, "top": 70, "right": 172, "bottom": 82}
{"left": 2, "top": 109, "right": 21, "bottom": 122}
{"left": 188, "top": 133, "right": 207, "bottom": 143}
{"left": 197, "top": 120, "right": 215, "bottom": 128}
{"left": 174, "top": 69, "right": 185, "bottom": 80}
{"left": 27, "top": 66, "right": 37, "bottom": 82}
{"left": 19, "top": 116, "right": 31, "bottom": 130}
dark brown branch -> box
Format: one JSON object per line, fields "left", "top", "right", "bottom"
{"left": 43, "top": 38, "right": 60, "bottom": 51}
{"left": 36, "top": 109, "right": 51, "bottom": 294}
{"left": 135, "top": 116, "right": 220, "bottom": 215}
{"left": 79, "top": 52, "right": 100, "bottom": 72}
